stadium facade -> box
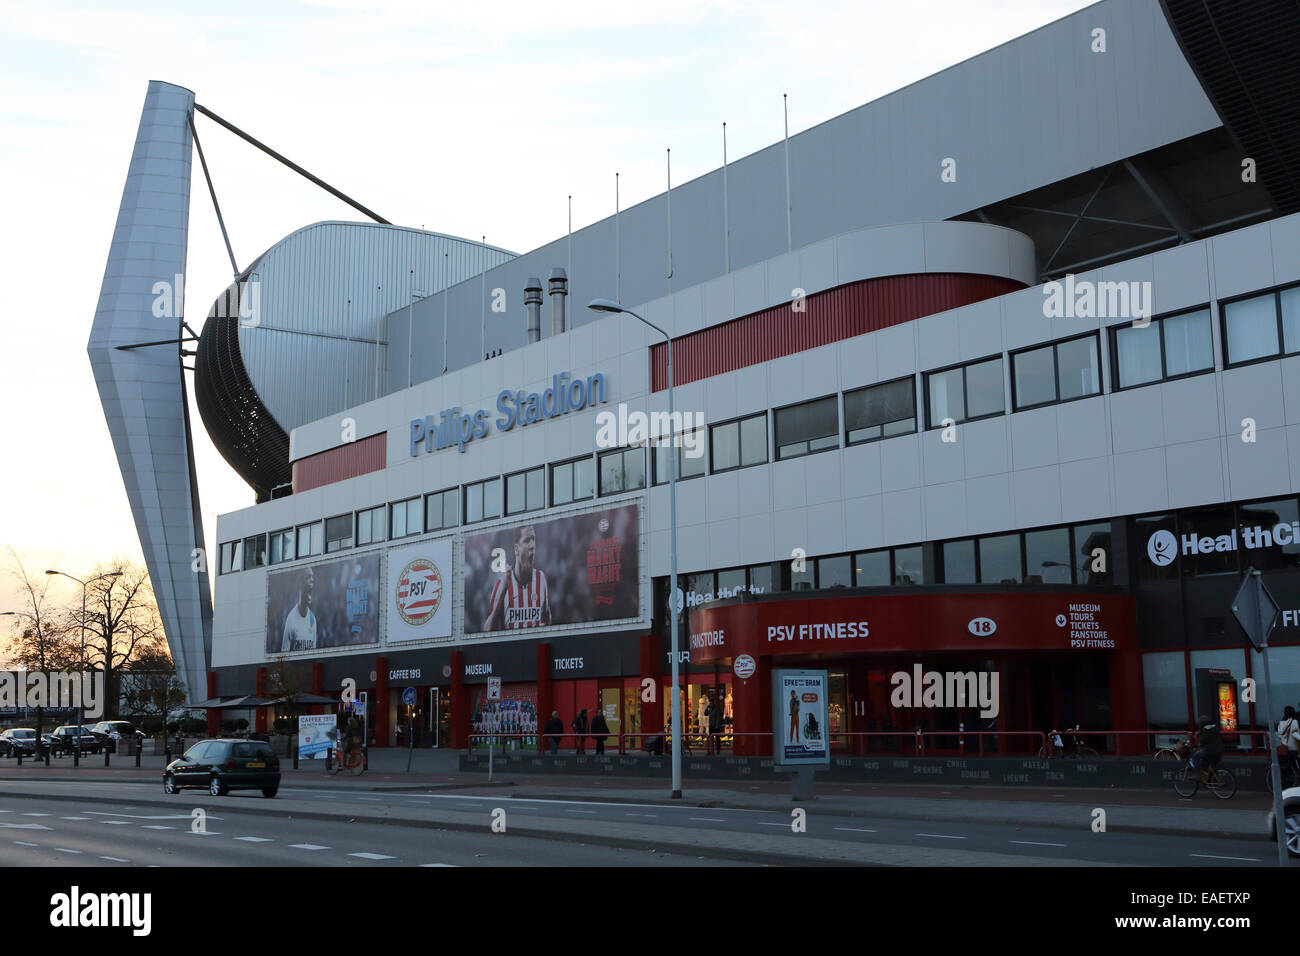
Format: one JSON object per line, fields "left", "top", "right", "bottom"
{"left": 94, "top": 0, "right": 1300, "bottom": 754}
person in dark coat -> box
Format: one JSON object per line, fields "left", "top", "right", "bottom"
{"left": 542, "top": 710, "right": 564, "bottom": 754}
{"left": 572, "top": 709, "right": 589, "bottom": 754}
{"left": 707, "top": 698, "right": 725, "bottom": 755}
{"left": 590, "top": 708, "right": 610, "bottom": 755}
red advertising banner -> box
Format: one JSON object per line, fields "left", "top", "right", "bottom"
{"left": 687, "top": 591, "right": 1135, "bottom": 663}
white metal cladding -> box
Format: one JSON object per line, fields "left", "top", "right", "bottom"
{"left": 232, "top": 222, "right": 515, "bottom": 436}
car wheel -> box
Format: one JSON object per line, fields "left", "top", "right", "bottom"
{"left": 1285, "top": 807, "right": 1300, "bottom": 857}
{"left": 261, "top": 787, "right": 278, "bottom": 798}
{"left": 208, "top": 775, "right": 226, "bottom": 797}
{"left": 163, "top": 774, "right": 177, "bottom": 795}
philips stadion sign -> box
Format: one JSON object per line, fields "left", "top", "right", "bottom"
{"left": 410, "top": 371, "right": 608, "bottom": 456}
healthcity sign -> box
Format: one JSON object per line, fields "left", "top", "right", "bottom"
{"left": 410, "top": 371, "right": 608, "bottom": 456}
{"left": 1145, "top": 521, "right": 1300, "bottom": 566}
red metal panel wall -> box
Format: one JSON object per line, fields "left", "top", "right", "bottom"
{"left": 292, "top": 432, "right": 387, "bottom": 493}
{"left": 650, "top": 273, "right": 1024, "bottom": 391}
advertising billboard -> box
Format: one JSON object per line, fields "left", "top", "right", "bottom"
{"left": 463, "top": 504, "right": 639, "bottom": 635}
{"left": 386, "top": 540, "right": 453, "bottom": 643}
{"left": 772, "top": 669, "right": 830, "bottom": 766}
{"left": 297, "top": 713, "right": 337, "bottom": 759}
{"left": 265, "top": 554, "right": 380, "bottom": 653}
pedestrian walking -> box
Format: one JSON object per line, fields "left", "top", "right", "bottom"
{"left": 572, "top": 708, "right": 589, "bottom": 754}
{"left": 543, "top": 710, "right": 564, "bottom": 754}
{"left": 707, "top": 696, "right": 725, "bottom": 755}
{"left": 590, "top": 708, "right": 610, "bottom": 755}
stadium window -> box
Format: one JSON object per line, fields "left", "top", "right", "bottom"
{"left": 389, "top": 496, "right": 422, "bottom": 538}
{"left": 892, "top": 545, "right": 925, "bottom": 585}
{"left": 355, "top": 506, "right": 385, "bottom": 546}
{"left": 1222, "top": 285, "right": 1300, "bottom": 367}
{"left": 844, "top": 377, "right": 916, "bottom": 445}
{"left": 506, "top": 467, "right": 545, "bottom": 515}
{"left": 424, "top": 488, "right": 457, "bottom": 532}
{"left": 269, "top": 528, "right": 294, "bottom": 565}
{"left": 817, "top": 554, "right": 853, "bottom": 589}
{"left": 652, "top": 430, "right": 706, "bottom": 484}
{"left": 716, "top": 567, "right": 746, "bottom": 596}
{"left": 1111, "top": 307, "right": 1213, "bottom": 389}
{"left": 925, "top": 356, "right": 1004, "bottom": 428}
{"left": 242, "top": 534, "right": 267, "bottom": 569}
{"left": 747, "top": 563, "right": 774, "bottom": 594}
{"left": 1024, "top": 526, "right": 1071, "bottom": 584}
{"left": 774, "top": 395, "right": 839, "bottom": 460}
{"left": 220, "top": 540, "right": 243, "bottom": 574}
{"left": 324, "top": 514, "right": 353, "bottom": 553}
{"left": 853, "top": 549, "right": 891, "bottom": 587}
{"left": 710, "top": 413, "right": 767, "bottom": 472}
{"left": 551, "top": 456, "right": 595, "bottom": 506}
{"left": 941, "top": 539, "right": 976, "bottom": 584}
{"left": 464, "top": 477, "right": 503, "bottom": 524}
{"left": 598, "top": 447, "right": 646, "bottom": 496}
{"left": 1072, "top": 521, "right": 1112, "bottom": 585}
{"left": 978, "top": 532, "right": 1022, "bottom": 583}
{"left": 296, "top": 521, "right": 323, "bottom": 559}
{"left": 1011, "top": 333, "right": 1100, "bottom": 410}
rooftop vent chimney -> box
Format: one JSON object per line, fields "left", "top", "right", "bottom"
{"left": 524, "top": 277, "right": 543, "bottom": 344}
{"left": 549, "top": 267, "right": 568, "bottom": 335}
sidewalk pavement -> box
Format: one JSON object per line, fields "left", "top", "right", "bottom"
{"left": 0, "top": 746, "right": 1274, "bottom": 840}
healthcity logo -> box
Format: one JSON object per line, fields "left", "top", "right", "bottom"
{"left": 0, "top": 671, "right": 104, "bottom": 718}
{"left": 890, "top": 665, "right": 1000, "bottom": 718}
{"left": 50, "top": 887, "right": 151, "bottom": 936}
{"left": 1145, "top": 520, "right": 1300, "bottom": 566}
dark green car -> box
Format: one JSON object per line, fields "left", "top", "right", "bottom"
{"left": 163, "top": 739, "right": 281, "bottom": 797}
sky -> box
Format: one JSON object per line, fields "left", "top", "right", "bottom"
{"left": 0, "top": 0, "right": 1096, "bottom": 613}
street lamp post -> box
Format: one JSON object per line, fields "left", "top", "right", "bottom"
{"left": 588, "top": 298, "right": 684, "bottom": 798}
{"left": 46, "top": 570, "right": 122, "bottom": 763}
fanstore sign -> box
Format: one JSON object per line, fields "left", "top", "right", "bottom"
{"left": 410, "top": 371, "right": 608, "bottom": 455}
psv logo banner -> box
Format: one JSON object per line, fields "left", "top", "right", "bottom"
{"left": 396, "top": 558, "right": 443, "bottom": 625}
{"left": 387, "top": 540, "right": 453, "bottom": 641}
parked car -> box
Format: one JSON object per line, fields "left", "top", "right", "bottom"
{"left": 163, "top": 739, "right": 280, "bottom": 797}
{"left": 1268, "top": 785, "right": 1300, "bottom": 857}
{"left": 0, "top": 728, "right": 38, "bottom": 758}
{"left": 47, "top": 725, "right": 101, "bottom": 755}
{"left": 88, "top": 720, "right": 145, "bottom": 753}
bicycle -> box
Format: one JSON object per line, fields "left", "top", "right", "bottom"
{"left": 1037, "top": 725, "right": 1099, "bottom": 759}
{"left": 326, "top": 740, "right": 366, "bottom": 776}
{"left": 1265, "top": 755, "right": 1300, "bottom": 794}
{"left": 1172, "top": 744, "right": 1235, "bottom": 799}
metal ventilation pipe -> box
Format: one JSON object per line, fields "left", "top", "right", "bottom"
{"left": 549, "top": 267, "right": 568, "bottom": 335}
{"left": 524, "top": 277, "right": 543, "bottom": 344}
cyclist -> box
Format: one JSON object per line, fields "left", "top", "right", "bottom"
{"left": 1189, "top": 714, "right": 1223, "bottom": 778}
{"left": 341, "top": 713, "right": 362, "bottom": 765}
{"left": 1279, "top": 706, "right": 1299, "bottom": 779}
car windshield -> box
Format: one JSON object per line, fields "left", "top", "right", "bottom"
{"left": 13, "top": 730, "right": 34, "bottom": 738}
{"left": 233, "top": 742, "right": 274, "bottom": 759}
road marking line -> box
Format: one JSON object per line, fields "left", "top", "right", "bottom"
{"left": 140, "top": 826, "right": 174, "bottom": 830}
{"left": 21, "top": 813, "right": 51, "bottom": 817}
{"left": 0, "top": 823, "right": 52, "bottom": 830}
{"left": 1189, "top": 853, "right": 1260, "bottom": 862}
{"left": 189, "top": 831, "right": 220, "bottom": 836}
{"left": 234, "top": 837, "right": 273, "bottom": 843}
{"left": 1010, "top": 840, "right": 1066, "bottom": 848}
{"left": 626, "top": 813, "right": 658, "bottom": 818}
{"left": 566, "top": 810, "right": 597, "bottom": 814}
{"left": 348, "top": 852, "right": 395, "bottom": 860}
{"left": 410, "top": 793, "right": 767, "bottom": 813}
{"left": 690, "top": 817, "right": 725, "bottom": 822}
{"left": 915, "top": 833, "right": 966, "bottom": 840}
{"left": 757, "top": 823, "right": 791, "bottom": 828}
{"left": 87, "top": 811, "right": 219, "bottom": 820}
{"left": 99, "top": 820, "right": 133, "bottom": 825}
{"left": 357, "top": 797, "right": 382, "bottom": 802}
{"left": 288, "top": 843, "right": 330, "bottom": 850}
{"left": 100, "top": 856, "right": 129, "bottom": 863}
{"left": 834, "top": 827, "right": 877, "bottom": 833}
{"left": 61, "top": 817, "right": 91, "bottom": 821}
{"left": 55, "top": 848, "right": 81, "bottom": 854}
{"left": 420, "top": 863, "right": 457, "bottom": 867}
{"left": 14, "top": 841, "right": 39, "bottom": 847}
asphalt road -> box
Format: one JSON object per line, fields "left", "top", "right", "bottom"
{"left": 0, "top": 776, "right": 1281, "bottom": 866}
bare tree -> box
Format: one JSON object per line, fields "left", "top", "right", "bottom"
{"left": 3, "top": 548, "right": 78, "bottom": 742}
{"left": 266, "top": 654, "right": 313, "bottom": 735}
{"left": 121, "top": 644, "right": 187, "bottom": 732}
{"left": 71, "top": 559, "right": 164, "bottom": 721}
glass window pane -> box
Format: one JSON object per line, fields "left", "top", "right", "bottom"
{"left": 1056, "top": 336, "right": 1099, "bottom": 400}
{"left": 269, "top": 535, "right": 282, "bottom": 564}
{"left": 927, "top": 368, "right": 964, "bottom": 427}
{"left": 527, "top": 468, "right": 544, "bottom": 509}
{"left": 653, "top": 440, "right": 671, "bottom": 485}
{"left": 1237, "top": 497, "right": 1300, "bottom": 570}
{"left": 1179, "top": 506, "right": 1238, "bottom": 576}
{"left": 552, "top": 463, "right": 573, "bottom": 505}
{"left": 1114, "top": 323, "right": 1162, "bottom": 388}
{"left": 978, "top": 533, "right": 1021, "bottom": 583}
{"left": 599, "top": 452, "right": 622, "bottom": 495}
{"left": 846, "top": 379, "right": 915, "bottom": 441}
{"left": 623, "top": 449, "right": 645, "bottom": 490}
{"left": 423, "top": 497, "right": 439, "bottom": 532}
{"left": 575, "top": 458, "right": 594, "bottom": 500}
{"left": 282, "top": 529, "right": 295, "bottom": 560}
{"left": 1024, "top": 528, "right": 1071, "bottom": 584}
{"left": 1282, "top": 287, "right": 1300, "bottom": 354}
{"left": 1161, "top": 309, "right": 1213, "bottom": 377}
{"left": 484, "top": 478, "right": 502, "bottom": 518}
{"left": 680, "top": 435, "right": 706, "bottom": 478}
{"left": 716, "top": 568, "right": 746, "bottom": 595}
{"left": 740, "top": 415, "right": 767, "bottom": 466}
{"left": 817, "top": 555, "right": 852, "bottom": 589}
{"left": 467, "top": 485, "right": 483, "bottom": 523}
{"left": 775, "top": 396, "right": 837, "bottom": 458}
{"left": 893, "top": 545, "right": 924, "bottom": 585}
{"left": 1013, "top": 345, "right": 1056, "bottom": 408}
{"left": 965, "top": 357, "right": 1005, "bottom": 418}
{"left": 748, "top": 564, "right": 773, "bottom": 593}
{"left": 854, "top": 550, "right": 890, "bottom": 586}
{"left": 791, "top": 560, "right": 814, "bottom": 591}
{"left": 1073, "top": 522, "right": 1111, "bottom": 585}
{"left": 1142, "top": 652, "right": 1189, "bottom": 728}
{"left": 506, "top": 473, "right": 524, "bottom": 513}
{"left": 1224, "top": 294, "right": 1279, "bottom": 364}
{"left": 943, "top": 540, "right": 976, "bottom": 584}
{"left": 711, "top": 422, "right": 739, "bottom": 471}
{"left": 443, "top": 491, "right": 458, "bottom": 528}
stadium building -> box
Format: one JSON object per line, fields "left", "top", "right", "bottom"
{"left": 92, "top": 0, "right": 1300, "bottom": 755}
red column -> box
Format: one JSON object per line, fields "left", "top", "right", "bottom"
{"left": 206, "top": 672, "right": 220, "bottom": 736}
{"left": 254, "top": 667, "right": 267, "bottom": 734}
{"left": 374, "top": 657, "right": 388, "bottom": 748}
{"left": 639, "top": 634, "right": 662, "bottom": 739}
{"left": 1108, "top": 648, "right": 1147, "bottom": 756}
{"left": 450, "top": 650, "right": 465, "bottom": 749}
{"left": 536, "top": 643, "right": 552, "bottom": 753}
{"left": 311, "top": 662, "right": 323, "bottom": 696}
{"left": 732, "top": 656, "right": 770, "bottom": 757}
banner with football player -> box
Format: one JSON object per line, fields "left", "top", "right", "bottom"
{"left": 265, "top": 554, "right": 380, "bottom": 653}
{"left": 463, "top": 504, "right": 639, "bottom": 634}
{"left": 386, "top": 539, "right": 453, "bottom": 642}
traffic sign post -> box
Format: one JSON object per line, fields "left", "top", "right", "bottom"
{"left": 1231, "top": 568, "right": 1289, "bottom": 867}
{"left": 402, "top": 686, "right": 417, "bottom": 772}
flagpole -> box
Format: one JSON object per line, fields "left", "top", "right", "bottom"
{"left": 783, "top": 94, "right": 792, "bottom": 253}
{"left": 722, "top": 122, "right": 730, "bottom": 273}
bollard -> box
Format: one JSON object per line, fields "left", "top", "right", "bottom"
{"left": 135, "top": 741, "right": 141, "bottom": 768}
{"left": 104, "top": 746, "right": 110, "bottom": 768}
{"left": 15, "top": 748, "right": 21, "bottom": 766}
{"left": 73, "top": 743, "right": 79, "bottom": 768}
{"left": 44, "top": 745, "right": 50, "bottom": 767}
{"left": 293, "top": 739, "right": 299, "bottom": 771}
{"left": 325, "top": 747, "right": 332, "bottom": 773}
